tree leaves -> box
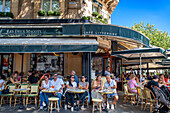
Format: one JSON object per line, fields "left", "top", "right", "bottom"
{"left": 131, "top": 22, "right": 170, "bottom": 50}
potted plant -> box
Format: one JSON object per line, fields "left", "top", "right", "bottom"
{"left": 38, "top": 10, "right": 46, "bottom": 19}
{"left": 0, "top": 12, "right": 13, "bottom": 19}
{"left": 98, "top": 15, "right": 103, "bottom": 19}
{"left": 53, "top": 10, "right": 60, "bottom": 19}
{"left": 47, "top": 11, "right": 54, "bottom": 16}
{"left": 92, "top": 12, "right": 98, "bottom": 17}
{"left": 104, "top": 18, "right": 108, "bottom": 23}
{"left": 82, "top": 16, "right": 89, "bottom": 22}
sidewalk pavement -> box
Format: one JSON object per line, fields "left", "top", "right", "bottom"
{"left": 0, "top": 92, "right": 149, "bottom": 113}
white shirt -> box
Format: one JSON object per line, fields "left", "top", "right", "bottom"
{"left": 50, "top": 78, "right": 64, "bottom": 91}
{"left": 104, "top": 79, "right": 117, "bottom": 93}
{"left": 105, "top": 70, "right": 111, "bottom": 76}
{"left": 66, "top": 81, "right": 77, "bottom": 88}
{"left": 0, "top": 79, "right": 5, "bottom": 90}
{"left": 42, "top": 80, "right": 50, "bottom": 89}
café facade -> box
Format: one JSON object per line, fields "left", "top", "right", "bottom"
{"left": 0, "top": 0, "right": 150, "bottom": 82}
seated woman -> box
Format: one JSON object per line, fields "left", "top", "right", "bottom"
{"left": 7, "top": 71, "right": 20, "bottom": 85}
{"left": 65, "top": 75, "right": 77, "bottom": 112}
{"left": 77, "top": 75, "right": 89, "bottom": 110}
{"left": 128, "top": 74, "right": 138, "bottom": 93}
{"left": 91, "top": 75, "right": 103, "bottom": 110}
{"left": 39, "top": 75, "right": 50, "bottom": 110}
{"left": 0, "top": 75, "right": 5, "bottom": 95}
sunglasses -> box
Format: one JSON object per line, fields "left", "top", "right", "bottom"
{"left": 71, "top": 77, "right": 75, "bottom": 78}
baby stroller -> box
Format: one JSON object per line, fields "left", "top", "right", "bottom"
{"left": 152, "top": 86, "right": 170, "bottom": 113}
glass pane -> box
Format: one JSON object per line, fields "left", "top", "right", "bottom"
{"left": 43, "top": 0, "right": 50, "bottom": 12}
{"left": 93, "top": 6, "right": 98, "bottom": 12}
{"left": 52, "top": 0, "right": 59, "bottom": 11}
{"left": 0, "top": 0, "right": 3, "bottom": 12}
{"left": 5, "top": 0, "right": 10, "bottom": 12}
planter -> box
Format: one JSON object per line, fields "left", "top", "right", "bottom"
{"left": 38, "top": 16, "right": 60, "bottom": 19}
{"left": 0, "top": 17, "right": 12, "bottom": 20}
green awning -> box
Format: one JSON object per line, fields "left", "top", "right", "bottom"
{"left": 0, "top": 38, "right": 98, "bottom": 53}
{"left": 111, "top": 48, "right": 167, "bottom": 60}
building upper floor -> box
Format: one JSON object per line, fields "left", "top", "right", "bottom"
{"left": 0, "top": 0, "right": 119, "bottom": 23}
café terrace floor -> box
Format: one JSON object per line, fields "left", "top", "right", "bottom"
{"left": 0, "top": 92, "right": 149, "bottom": 113}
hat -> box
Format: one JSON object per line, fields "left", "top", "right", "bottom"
{"left": 153, "top": 75, "right": 159, "bottom": 79}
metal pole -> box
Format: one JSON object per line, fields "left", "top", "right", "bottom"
{"left": 140, "top": 53, "right": 142, "bottom": 83}
{"left": 19, "top": 53, "right": 24, "bottom": 109}
{"left": 147, "top": 63, "right": 149, "bottom": 78}
{"left": 88, "top": 52, "right": 92, "bottom": 105}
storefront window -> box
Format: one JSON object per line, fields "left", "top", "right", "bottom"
{"left": 41, "top": 0, "right": 59, "bottom": 12}
{"left": 0, "top": 0, "right": 10, "bottom": 12}
{"left": 35, "top": 53, "right": 64, "bottom": 74}
{"left": 91, "top": 57, "right": 103, "bottom": 77}
{"left": 2, "top": 54, "right": 13, "bottom": 78}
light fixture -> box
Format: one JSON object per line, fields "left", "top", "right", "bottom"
{"left": 53, "top": 52, "right": 59, "bottom": 56}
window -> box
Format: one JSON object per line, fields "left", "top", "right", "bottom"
{"left": 41, "top": 0, "right": 59, "bottom": 12}
{"left": 0, "top": 0, "right": 10, "bottom": 12}
{"left": 93, "top": 5, "right": 98, "bottom": 13}
{"left": 33, "top": 53, "right": 64, "bottom": 75}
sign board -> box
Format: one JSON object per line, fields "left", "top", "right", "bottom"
{"left": 0, "top": 28, "right": 62, "bottom": 37}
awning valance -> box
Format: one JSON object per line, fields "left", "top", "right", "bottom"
{"left": 111, "top": 48, "right": 167, "bottom": 60}
{"left": 0, "top": 38, "right": 98, "bottom": 53}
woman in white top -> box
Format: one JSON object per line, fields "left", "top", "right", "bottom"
{"left": 39, "top": 74, "right": 50, "bottom": 109}
{"left": 91, "top": 75, "right": 103, "bottom": 110}
{"left": 65, "top": 75, "right": 77, "bottom": 112}
{"left": 0, "top": 75, "right": 5, "bottom": 95}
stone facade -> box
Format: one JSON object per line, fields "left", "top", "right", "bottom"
{"left": 9, "top": 0, "right": 119, "bottom": 22}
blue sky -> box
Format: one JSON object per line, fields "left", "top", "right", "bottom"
{"left": 111, "top": 0, "right": 170, "bottom": 35}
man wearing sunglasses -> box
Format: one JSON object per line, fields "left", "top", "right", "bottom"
{"left": 44, "top": 72, "right": 65, "bottom": 111}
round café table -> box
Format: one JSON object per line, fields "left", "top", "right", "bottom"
{"left": 68, "top": 89, "right": 86, "bottom": 110}
{"left": 98, "top": 90, "right": 115, "bottom": 112}
{"left": 13, "top": 88, "right": 30, "bottom": 92}
{"left": 41, "top": 89, "right": 58, "bottom": 93}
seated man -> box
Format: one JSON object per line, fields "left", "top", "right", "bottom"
{"left": 103, "top": 75, "right": 119, "bottom": 110}
{"left": 145, "top": 75, "right": 170, "bottom": 112}
{"left": 44, "top": 72, "right": 65, "bottom": 110}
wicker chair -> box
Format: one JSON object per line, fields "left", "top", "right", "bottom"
{"left": 123, "top": 84, "right": 136, "bottom": 105}
{"left": 14, "top": 83, "right": 29, "bottom": 107}
{"left": 25, "top": 84, "right": 39, "bottom": 107}
{"left": 0, "top": 84, "right": 16, "bottom": 107}
{"left": 136, "top": 87, "right": 146, "bottom": 110}
{"left": 143, "top": 88, "right": 157, "bottom": 113}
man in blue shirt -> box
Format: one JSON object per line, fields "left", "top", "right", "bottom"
{"left": 71, "top": 70, "right": 79, "bottom": 85}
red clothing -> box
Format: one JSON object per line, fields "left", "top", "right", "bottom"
{"left": 165, "top": 78, "right": 168, "bottom": 83}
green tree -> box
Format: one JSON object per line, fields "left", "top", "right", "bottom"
{"left": 131, "top": 22, "right": 170, "bottom": 50}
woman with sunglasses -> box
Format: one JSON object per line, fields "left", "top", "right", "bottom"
{"left": 91, "top": 75, "right": 103, "bottom": 110}
{"left": 77, "top": 75, "right": 89, "bottom": 110}
{"left": 65, "top": 75, "right": 77, "bottom": 112}
{"left": 39, "top": 74, "right": 50, "bottom": 110}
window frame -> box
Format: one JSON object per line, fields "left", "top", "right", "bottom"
{"left": 41, "top": 0, "right": 59, "bottom": 11}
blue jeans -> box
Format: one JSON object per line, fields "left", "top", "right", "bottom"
{"left": 40, "top": 91, "right": 45, "bottom": 106}
{"left": 44, "top": 92, "right": 62, "bottom": 106}
{"left": 79, "top": 91, "right": 88, "bottom": 105}
{"left": 0, "top": 91, "right": 2, "bottom": 95}
{"left": 65, "top": 92, "right": 75, "bottom": 107}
